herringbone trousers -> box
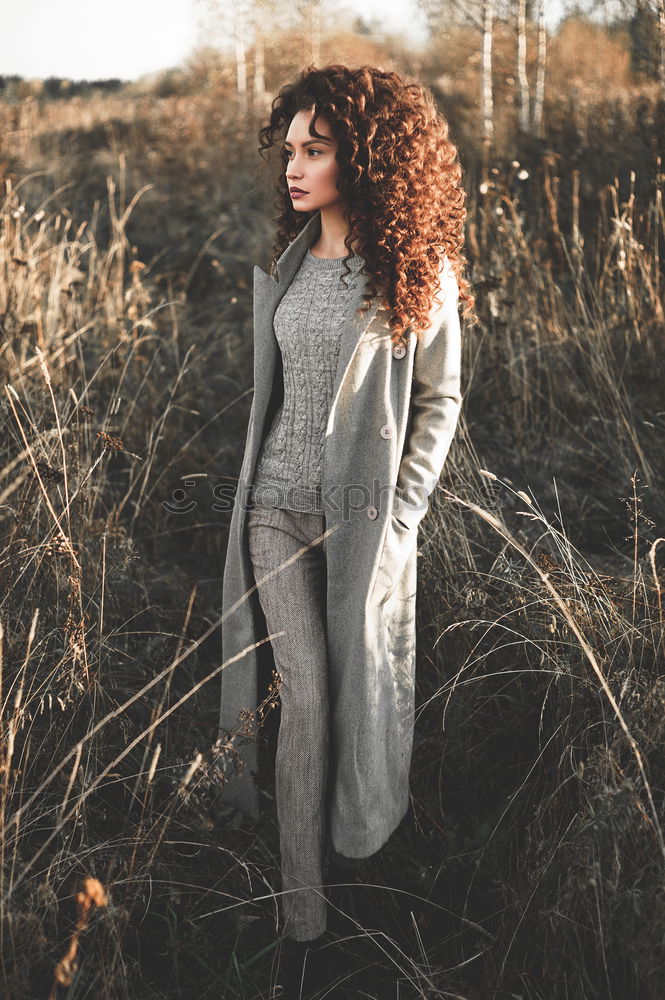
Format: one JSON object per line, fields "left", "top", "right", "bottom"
{"left": 247, "top": 503, "right": 331, "bottom": 941}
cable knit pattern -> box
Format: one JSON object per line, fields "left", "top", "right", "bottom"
{"left": 252, "top": 248, "right": 364, "bottom": 513}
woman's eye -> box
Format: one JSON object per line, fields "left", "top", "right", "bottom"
{"left": 284, "top": 148, "right": 322, "bottom": 157}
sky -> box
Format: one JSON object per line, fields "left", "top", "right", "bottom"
{"left": 0, "top": 0, "right": 565, "bottom": 82}
{"left": 0, "top": 0, "right": 200, "bottom": 81}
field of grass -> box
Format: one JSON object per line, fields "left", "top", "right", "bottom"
{"left": 1, "top": 68, "right": 664, "bottom": 999}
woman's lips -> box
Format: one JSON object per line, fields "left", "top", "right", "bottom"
{"left": 290, "top": 189, "right": 308, "bottom": 198}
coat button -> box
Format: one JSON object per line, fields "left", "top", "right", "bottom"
{"left": 380, "top": 424, "right": 393, "bottom": 439}
{"left": 367, "top": 505, "right": 378, "bottom": 519}
{"left": 392, "top": 343, "right": 406, "bottom": 359}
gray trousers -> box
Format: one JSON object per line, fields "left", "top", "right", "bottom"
{"left": 247, "top": 503, "right": 332, "bottom": 941}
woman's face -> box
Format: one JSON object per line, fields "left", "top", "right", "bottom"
{"left": 284, "top": 108, "right": 345, "bottom": 213}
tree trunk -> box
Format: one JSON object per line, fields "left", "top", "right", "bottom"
{"left": 481, "top": 0, "right": 494, "bottom": 164}
{"left": 658, "top": 0, "right": 665, "bottom": 98}
{"left": 480, "top": 0, "right": 494, "bottom": 253}
{"left": 533, "top": 0, "right": 546, "bottom": 138}
{"left": 232, "top": 2, "right": 248, "bottom": 111}
{"left": 254, "top": 34, "right": 265, "bottom": 102}
{"left": 516, "top": 0, "right": 530, "bottom": 132}
{"left": 310, "top": 0, "right": 321, "bottom": 66}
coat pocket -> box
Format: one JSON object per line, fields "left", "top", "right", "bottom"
{"left": 392, "top": 512, "right": 412, "bottom": 533}
{"left": 375, "top": 513, "right": 419, "bottom": 606}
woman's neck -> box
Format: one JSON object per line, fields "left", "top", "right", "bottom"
{"left": 310, "top": 205, "right": 359, "bottom": 258}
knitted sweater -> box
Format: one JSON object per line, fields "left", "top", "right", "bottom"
{"left": 251, "top": 247, "right": 365, "bottom": 513}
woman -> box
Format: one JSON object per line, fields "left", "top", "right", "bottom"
{"left": 216, "top": 63, "right": 473, "bottom": 988}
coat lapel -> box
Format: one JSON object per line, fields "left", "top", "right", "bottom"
{"left": 251, "top": 211, "right": 321, "bottom": 408}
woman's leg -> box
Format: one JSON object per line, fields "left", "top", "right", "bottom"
{"left": 247, "top": 504, "right": 329, "bottom": 942}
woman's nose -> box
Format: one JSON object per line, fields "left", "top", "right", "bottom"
{"left": 286, "top": 152, "right": 306, "bottom": 175}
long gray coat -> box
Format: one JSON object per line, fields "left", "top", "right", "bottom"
{"left": 217, "top": 209, "right": 462, "bottom": 859}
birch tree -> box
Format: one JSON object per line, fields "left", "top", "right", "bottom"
{"left": 658, "top": 0, "right": 665, "bottom": 94}
{"left": 532, "top": 0, "right": 547, "bottom": 136}
{"left": 200, "top": 0, "right": 317, "bottom": 106}
{"left": 299, "top": 0, "right": 322, "bottom": 66}
{"left": 516, "top": 0, "right": 530, "bottom": 131}
{"left": 417, "top": 0, "right": 495, "bottom": 170}
{"left": 232, "top": 0, "right": 250, "bottom": 111}
{"left": 481, "top": 0, "right": 495, "bottom": 161}
{"left": 197, "top": 0, "right": 252, "bottom": 106}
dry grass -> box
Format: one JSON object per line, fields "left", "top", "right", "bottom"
{"left": 0, "top": 62, "right": 664, "bottom": 1000}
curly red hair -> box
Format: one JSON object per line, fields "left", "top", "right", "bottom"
{"left": 258, "top": 63, "right": 475, "bottom": 343}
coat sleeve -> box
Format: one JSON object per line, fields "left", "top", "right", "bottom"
{"left": 392, "top": 255, "right": 463, "bottom": 531}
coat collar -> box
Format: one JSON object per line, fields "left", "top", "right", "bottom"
{"left": 272, "top": 209, "right": 323, "bottom": 285}
{"left": 252, "top": 210, "right": 322, "bottom": 288}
